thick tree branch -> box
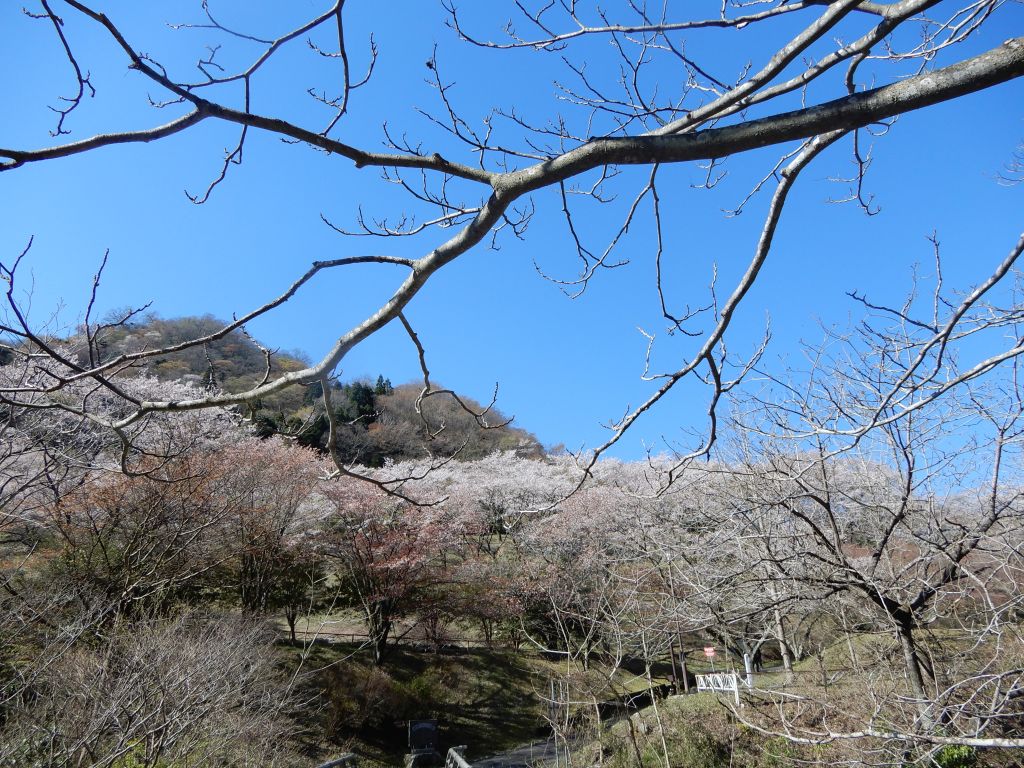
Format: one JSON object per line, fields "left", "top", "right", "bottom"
{"left": 501, "top": 38, "right": 1024, "bottom": 194}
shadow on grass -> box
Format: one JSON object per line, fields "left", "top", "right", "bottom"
{"left": 280, "top": 640, "right": 550, "bottom": 765}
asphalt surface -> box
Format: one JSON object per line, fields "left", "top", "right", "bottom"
{"left": 470, "top": 737, "right": 563, "bottom": 768}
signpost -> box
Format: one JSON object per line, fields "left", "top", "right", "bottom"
{"left": 704, "top": 646, "right": 716, "bottom": 672}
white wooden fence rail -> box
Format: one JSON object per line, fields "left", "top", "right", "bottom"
{"left": 695, "top": 672, "right": 751, "bottom": 705}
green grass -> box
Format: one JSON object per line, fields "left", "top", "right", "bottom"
{"left": 570, "top": 693, "right": 810, "bottom": 768}
{"left": 281, "top": 626, "right": 1024, "bottom": 766}
{"left": 280, "top": 636, "right": 693, "bottom": 766}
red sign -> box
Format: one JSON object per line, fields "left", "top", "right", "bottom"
{"left": 703, "top": 646, "right": 716, "bottom": 658}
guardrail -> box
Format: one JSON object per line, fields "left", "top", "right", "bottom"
{"left": 445, "top": 746, "right": 472, "bottom": 768}
{"left": 316, "top": 753, "right": 358, "bottom": 768}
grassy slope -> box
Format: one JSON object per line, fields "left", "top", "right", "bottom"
{"left": 280, "top": 636, "right": 688, "bottom": 767}
{"left": 571, "top": 694, "right": 811, "bottom": 768}
{"left": 282, "top": 641, "right": 560, "bottom": 766}
{"left": 565, "top": 631, "right": 1024, "bottom": 768}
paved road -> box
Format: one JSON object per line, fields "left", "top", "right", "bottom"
{"left": 470, "top": 737, "right": 563, "bottom": 768}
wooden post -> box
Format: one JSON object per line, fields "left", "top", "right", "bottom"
{"left": 680, "top": 649, "right": 690, "bottom": 694}
{"left": 669, "top": 638, "right": 680, "bottom": 694}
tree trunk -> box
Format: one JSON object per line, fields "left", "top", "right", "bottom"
{"left": 367, "top": 599, "right": 393, "bottom": 666}
{"left": 774, "top": 608, "right": 794, "bottom": 676}
{"left": 285, "top": 607, "right": 297, "bottom": 643}
{"left": 895, "top": 621, "right": 933, "bottom": 727}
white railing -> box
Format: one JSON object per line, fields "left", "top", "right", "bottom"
{"left": 445, "top": 746, "right": 472, "bottom": 768}
{"left": 695, "top": 672, "right": 750, "bottom": 704}
{"left": 316, "top": 754, "right": 358, "bottom": 768}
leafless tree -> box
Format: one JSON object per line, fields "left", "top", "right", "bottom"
{"left": 719, "top": 269, "right": 1024, "bottom": 751}
{"left": 0, "top": 610, "right": 301, "bottom": 768}
{"left": 0, "top": 2, "right": 1020, "bottom": 485}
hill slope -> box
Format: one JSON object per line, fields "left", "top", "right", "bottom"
{"left": 90, "top": 314, "right": 543, "bottom": 463}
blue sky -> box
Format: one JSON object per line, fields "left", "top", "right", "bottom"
{"left": 1, "top": 1, "right": 1022, "bottom": 457}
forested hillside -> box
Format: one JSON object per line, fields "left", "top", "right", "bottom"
{"left": 90, "top": 315, "right": 544, "bottom": 464}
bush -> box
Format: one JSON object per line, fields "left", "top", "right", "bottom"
{"left": 325, "top": 661, "right": 462, "bottom": 740}
{"left": 934, "top": 744, "right": 977, "bottom": 768}
{"left": 326, "top": 666, "right": 409, "bottom": 733}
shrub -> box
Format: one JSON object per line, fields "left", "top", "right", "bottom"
{"left": 934, "top": 744, "right": 977, "bottom": 768}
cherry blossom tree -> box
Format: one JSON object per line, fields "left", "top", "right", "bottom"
{"left": 45, "top": 454, "right": 236, "bottom": 620}
{"left": 215, "top": 438, "right": 323, "bottom": 618}
{"left": 0, "top": 360, "right": 281, "bottom": 761}
{"left": 317, "top": 471, "right": 466, "bottom": 664}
